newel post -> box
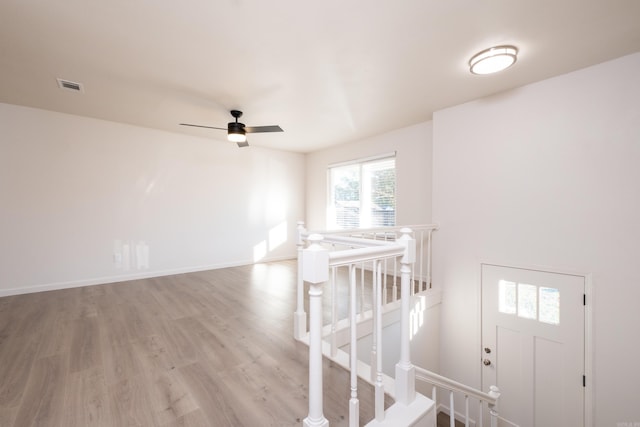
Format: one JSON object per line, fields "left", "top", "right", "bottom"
{"left": 488, "top": 386, "right": 501, "bottom": 427}
{"left": 395, "top": 228, "right": 416, "bottom": 405}
{"left": 303, "top": 234, "right": 330, "bottom": 427}
{"left": 294, "top": 221, "right": 307, "bottom": 340}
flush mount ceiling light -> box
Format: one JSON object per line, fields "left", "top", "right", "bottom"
{"left": 469, "top": 45, "right": 518, "bottom": 75}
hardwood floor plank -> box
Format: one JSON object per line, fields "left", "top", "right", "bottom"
{"left": 68, "top": 316, "right": 102, "bottom": 373}
{"left": 0, "top": 334, "right": 39, "bottom": 407}
{"left": 0, "top": 406, "right": 17, "bottom": 427}
{"left": 63, "top": 367, "right": 112, "bottom": 427}
{"left": 108, "top": 375, "right": 157, "bottom": 427}
{"left": 218, "top": 355, "right": 307, "bottom": 426}
{"left": 36, "top": 311, "right": 74, "bottom": 359}
{"left": 101, "top": 334, "right": 143, "bottom": 387}
{"left": 144, "top": 368, "right": 199, "bottom": 425}
{"left": 177, "top": 362, "right": 244, "bottom": 426}
{"left": 172, "top": 317, "right": 230, "bottom": 372}
{"left": 150, "top": 317, "right": 199, "bottom": 369}
{"left": 149, "top": 278, "right": 206, "bottom": 320}
{"left": 98, "top": 301, "right": 133, "bottom": 349}
{"left": 12, "top": 354, "right": 68, "bottom": 427}
{"left": 161, "top": 408, "right": 209, "bottom": 427}
{"left": 119, "top": 303, "right": 157, "bottom": 341}
{"left": 132, "top": 334, "right": 179, "bottom": 373}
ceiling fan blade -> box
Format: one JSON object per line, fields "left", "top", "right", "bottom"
{"left": 236, "top": 140, "right": 250, "bottom": 148}
{"left": 179, "top": 123, "right": 227, "bottom": 131}
{"left": 245, "top": 125, "right": 283, "bottom": 133}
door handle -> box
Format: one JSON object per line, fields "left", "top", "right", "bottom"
{"left": 483, "top": 358, "right": 492, "bottom": 366}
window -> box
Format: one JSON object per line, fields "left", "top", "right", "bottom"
{"left": 498, "top": 280, "right": 517, "bottom": 314}
{"left": 498, "top": 280, "right": 561, "bottom": 325}
{"left": 327, "top": 155, "right": 396, "bottom": 229}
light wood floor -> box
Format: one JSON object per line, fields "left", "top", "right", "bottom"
{"left": 0, "top": 260, "right": 391, "bottom": 426}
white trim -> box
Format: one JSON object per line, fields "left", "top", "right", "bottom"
{"left": 584, "top": 273, "right": 594, "bottom": 427}
{"left": 0, "top": 255, "right": 294, "bottom": 297}
{"left": 327, "top": 151, "right": 396, "bottom": 169}
{"left": 479, "top": 261, "right": 593, "bottom": 427}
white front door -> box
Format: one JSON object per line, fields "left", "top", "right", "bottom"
{"left": 481, "top": 264, "right": 585, "bottom": 427}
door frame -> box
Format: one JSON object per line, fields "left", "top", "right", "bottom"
{"left": 478, "top": 261, "right": 594, "bottom": 427}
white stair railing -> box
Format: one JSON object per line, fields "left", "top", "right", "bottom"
{"left": 415, "top": 367, "right": 501, "bottom": 427}
{"left": 320, "top": 225, "right": 437, "bottom": 297}
{"left": 296, "top": 222, "right": 503, "bottom": 427}
{"left": 294, "top": 222, "right": 437, "bottom": 342}
{"left": 299, "top": 225, "right": 428, "bottom": 426}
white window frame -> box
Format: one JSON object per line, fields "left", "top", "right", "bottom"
{"left": 326, "top": 152, "right": 396, "bottom": 230}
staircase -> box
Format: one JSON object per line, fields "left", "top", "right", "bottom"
{"left": 294, "top": 223, "right": 501, "bottom": 427}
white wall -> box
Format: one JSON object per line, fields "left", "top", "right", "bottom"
{"left": 0, "top": 103, "right": 305, "bottom": 296}
{"left": 432, "top": 53, "right": 640, "bottom": 425}
{"left": 305, "top": 121, "right": 433, "bottom": 231}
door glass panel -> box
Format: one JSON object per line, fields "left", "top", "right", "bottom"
{"left": 498, "top": 280, "right": 517, "bottom": 314}
{"left": 517, "top": 283, "right": 537, "bottom": 319}
{"left": 539, "top": 287, "right": 560, "bottom": 325}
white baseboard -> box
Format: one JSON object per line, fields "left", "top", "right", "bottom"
{"left": 0, "top": 255, "right": 295, "bottom": 297}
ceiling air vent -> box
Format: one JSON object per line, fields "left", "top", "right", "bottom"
{"left": 56, "top": 78, "right": 84, "bottom": 93}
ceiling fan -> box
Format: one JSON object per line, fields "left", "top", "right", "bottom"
{"left": 180, "top": 110, "right": 283, "bottom": 147}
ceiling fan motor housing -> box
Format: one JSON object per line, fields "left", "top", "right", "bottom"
{"left": 228, "top": 121, "right": 246, "bottom": 134}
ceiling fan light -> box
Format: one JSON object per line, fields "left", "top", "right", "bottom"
{"left": 228, "top": 131, "right": 246, "bottom": 143}
{"left": 228, "top": 121, "right": 247, "bottom": 143}
{"left": 469, "top": 45, "right": 518, "bottom": 75}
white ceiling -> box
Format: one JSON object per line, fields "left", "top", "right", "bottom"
{"left": 1, "top": 1, "right": 639, "bottom": 153}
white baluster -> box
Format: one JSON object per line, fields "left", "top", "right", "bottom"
{"left": 432, "top": 386, "right": 438, "bottom": 426}
{"left": 349, "top": 264, "right": 359, "bottom": 427}
{"left": 383, "top": 233, "right": 389, "bottom": 302}
{"left": 419, "top": 230, "right": 425, "bottom": 292}
{"left": 330, "top": 266, "right": 337, "bottom": 358}
{"left": 380, "top": 260, "right": 388, "bottom": 304}
{"left": 370, "top": 261, "right": 377, "bottom": 383}
{"left": 294, "top": 221, "right": 307, "bottom": 340}
{"left": 465, "top": 395, "right": 470, "bottom": 427}
{"left": 427, "top": 229, "right": 433, "bottom": 289}
{"left": 395, "top": 228, "right": 416, "bottom": 405}
{"left": 392, "top": 256, "right": 398, "bottom": 302}
{"left": 488, "top": 386, "right": 500, "bottom": 427}
{"left": 374, "top": 260, "right": 384, "bottom": 422}
{"left": 360, "top": 261, "right": 365, "bottom": 319}
{"left": 478, "top": 400, "right": 484, "bottom": 427}
{"left": 450, "top": 391, "right": 455, "bottom": 427}
{"left": 302, "top": 234, "right": 329, "bottom": 427}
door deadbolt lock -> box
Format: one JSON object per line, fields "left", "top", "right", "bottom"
{"left": 484, "top": 347, "right": 491, "bottom": 354}
{"left": 483, "top": 358, "right": 492, "bottom": 366}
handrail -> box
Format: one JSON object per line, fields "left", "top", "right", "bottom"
{"left": 328, "top": 244, "right": 404, "bottom": 267}
{"left": 415, "top": 367, "right": 497, "bottom": 405}
{"left": 302, "top": 232, "right": 398, "bottom": 249}
{"left": 301, "top": 224, "right": 438, "bottom": 294}
{"left": 314, "top": 224, "right": 438, "bottom": 236}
